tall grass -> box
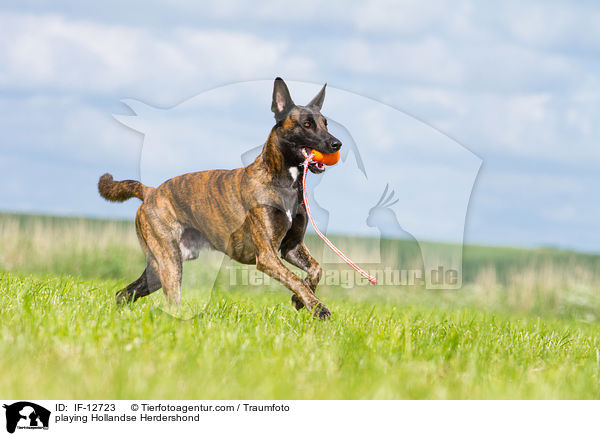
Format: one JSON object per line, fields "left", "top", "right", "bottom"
{"left": 1, "top": 212, "right": 599, "bottom": 320}
{"left": 0, "top": 213, "right": 144, "bottom": 279}
{"left": 1, "top": 213, "right": 600, "bottom": 399}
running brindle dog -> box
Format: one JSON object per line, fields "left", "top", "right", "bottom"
{"left": 98, "top": 78, "right": 341, "bottom": 319}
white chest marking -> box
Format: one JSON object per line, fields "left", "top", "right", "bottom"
{"left": 289, "top": 167, "right": 298, "bottom": 182}
{"left": 286, "top": 210, "right": 293, "bottom": 222}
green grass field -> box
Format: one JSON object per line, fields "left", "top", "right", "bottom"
{"left": 1, "top": 213, "right": 599, "bottom": 399}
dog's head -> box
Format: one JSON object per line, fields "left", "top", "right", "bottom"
{"left": 271, "top": 77, "right": 342, "bottom": 173}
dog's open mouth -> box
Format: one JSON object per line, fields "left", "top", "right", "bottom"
{"left": 302, "top": 148, "right": 326, "bottom": 173}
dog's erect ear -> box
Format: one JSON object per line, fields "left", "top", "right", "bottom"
{"left": 271, "top": 77, "right": 295, "bottom": 122}
{"left": 308, "top": 83, "right": 327, "bottom": 110}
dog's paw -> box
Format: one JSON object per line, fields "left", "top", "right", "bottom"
{"left": 312, "top": 304, "right": 331, "bottom": 320}
{"left": 291, "top": 294, "right": 305, "bottom": 311}
{"left": 115, "top": 290, "right": 133, "bottom": 306}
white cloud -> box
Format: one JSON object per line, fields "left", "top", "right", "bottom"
{"left": 387, "top": 80, "right": 600, "bottom": 168}
{"left": 0, "top": 11, "right": 316, "bottom": 101}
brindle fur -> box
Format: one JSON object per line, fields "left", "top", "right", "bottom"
{"left": 98, "top": 78, "right": 342, "bottom": 319}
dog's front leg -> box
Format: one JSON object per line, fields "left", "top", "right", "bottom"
{"left": 249, "top": 209, "right": 330, "bottom": 319}
{"left": 282, "top": 242, "right": 322, "bottom": 291}
{"left": 282, "top": 243, "right": 323, "bottom": 310}
{"left": 256, "top": 249, "right": 330, "bottom": 319}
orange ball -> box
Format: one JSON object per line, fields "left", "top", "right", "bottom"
{"left": 311, "top": 149, "right": 341, "bottom": 166}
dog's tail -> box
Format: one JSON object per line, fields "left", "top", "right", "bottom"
{"left": 98, "top": 173, "right": 153, "bottom": 202}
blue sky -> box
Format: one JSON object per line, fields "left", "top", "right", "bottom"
{"left": 1, "top": 0, "right": 599, "bottom": 252}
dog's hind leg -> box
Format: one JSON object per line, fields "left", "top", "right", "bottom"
{"left": 154, "top": 249, "right": 183, "bottom": 307}
{"left": 115, "top": 266, "right": 161, "bottom": 305}
{"left": 138, "top": 229, "right": 183, "bottom": 307}
{"left": 130, "top": 205, "right": 183, "bottom": 307}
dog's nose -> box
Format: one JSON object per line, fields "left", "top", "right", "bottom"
{"left": 329, "top": 140, "right": 342, "bottom": 151}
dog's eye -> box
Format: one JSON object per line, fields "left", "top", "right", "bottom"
{"left": 303, "top": 121, "right": 311, "bottom": 128}
{"left": 323, "top": 118, "right": 328, "bottom": 126}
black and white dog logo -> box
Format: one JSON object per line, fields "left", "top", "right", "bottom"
{"left": 3, "top": 402, "right": 50, "bottom": 433}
